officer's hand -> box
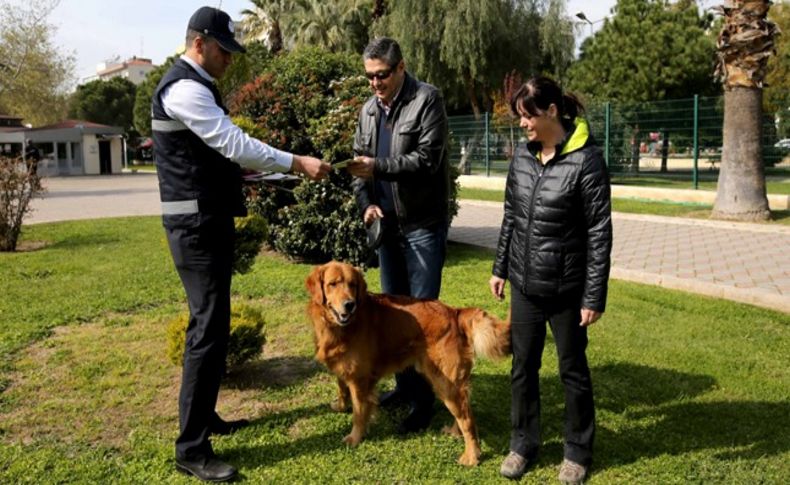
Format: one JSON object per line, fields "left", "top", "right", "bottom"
{"left": 293, "top": 155, "right": 330, "bottom": 181}
{"left": 348, "top": 156, "right": 375, "bottom": 179}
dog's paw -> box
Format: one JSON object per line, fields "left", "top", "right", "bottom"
{"left": 343, "top": 433, "right": 361, "bottom": 446}
{"left": 441, "top": 423, "right": 462, "bottom": 438}
{"left": 330, "top": 399, "right": 350, "bottom": 413}
{"left": 457, "top": 449, "right": 481, "bottom": 467}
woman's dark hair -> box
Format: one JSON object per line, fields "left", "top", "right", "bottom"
{"left": 510, "top": 76, "right": 584, "bottom": 121}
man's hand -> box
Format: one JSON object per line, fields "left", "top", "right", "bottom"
{"left": 580, "top": 308, "right": 602, "bottom": 327}
{"left": 348, "top": 156, "right": 375, "bottom": 179}
{"left": 489, "top": 276, "right": 506, "bottom": 301}
{"left": 363, "top": 205, "right": 383, "bottom": 226}
{"left": 292, "top": 155, "right": 330, "bottom": 181}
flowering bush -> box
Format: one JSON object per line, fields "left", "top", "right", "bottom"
{"left": 233, "top": 47, "right": 459, "bottom": 266}
{"left": 230, "top": 47, "right": 358, "bottom": 155}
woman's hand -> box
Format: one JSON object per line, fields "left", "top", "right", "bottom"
{"left": 580, "top": 308, "right": 602, "bottom": 327}
{"left": 489, "top": 276, "right": 506, "bottom": 301}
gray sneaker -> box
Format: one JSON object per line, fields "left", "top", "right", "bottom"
{"left": 558, "top": 458, "right": 588, "bottom": 484}
{"left": 500, "top": 451, "right": 528, "bottom": 480}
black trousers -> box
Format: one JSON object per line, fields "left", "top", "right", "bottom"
{"left": 509, "top": 287, "right": 595, "bottom": 466}
{"left": 165, "top": 213, "right": 235, "bottom": 461}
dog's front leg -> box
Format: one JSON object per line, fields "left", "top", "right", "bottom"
{"left": 331, "top": 377, "right": 351, "bottom": 412}
{"left": 343, "top": 379, "right": 373, "bottom": 446}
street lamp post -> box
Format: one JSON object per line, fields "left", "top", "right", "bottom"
{"left": 575, "top": 11, "right": 604, "bottom": 37}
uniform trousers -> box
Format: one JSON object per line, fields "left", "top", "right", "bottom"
{"left": 165, "top": 213, "right": 235, "bottom": 461}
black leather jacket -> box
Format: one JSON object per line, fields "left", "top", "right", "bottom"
{"left": 492, "top": 119, "right": 613, "bottom": 312}
{"left": 352, "top": 73, "right": 449, "bottom": 232}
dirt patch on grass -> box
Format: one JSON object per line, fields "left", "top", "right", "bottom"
{"left": 0, "top": 298, "right": 323, "bottom": 449}
{"left": 14, "top": 240, "right": 51, "bottom": 252}
{"left": 0, "top": 318, "right": 180, "bottom": 448}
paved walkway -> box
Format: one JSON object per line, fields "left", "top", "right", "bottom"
{"left": 451, "top": 200, "right": 790, "bottom": 313}
{"left": 27, "top": 174, "right": 790, "bottom": 313}
{"left": 28, "top": 173, "right": 161, "bottom": 224}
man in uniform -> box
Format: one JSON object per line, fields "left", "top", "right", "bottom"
{"left": 152, "top": 6, "right": 329, "bottom": 481}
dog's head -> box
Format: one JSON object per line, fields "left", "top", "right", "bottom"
{"left": 305, "top": 261, "right": 367, "bottom": 327}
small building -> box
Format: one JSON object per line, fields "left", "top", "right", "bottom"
{"left": 90, "top": 56, "right": 157, "bottom": 85}
{"left": 0, "top": 118, "right": 125, "bottom": 176}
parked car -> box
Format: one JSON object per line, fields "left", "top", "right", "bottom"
{"left": 774, "top": 138, "right": 790, "bottom": 149}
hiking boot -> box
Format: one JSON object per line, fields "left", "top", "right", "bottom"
{"left": 558, "top": 458, "right": 587, "bottom": 484}
{"left": 500, "top": 451, "right": 529, "bottom": 480}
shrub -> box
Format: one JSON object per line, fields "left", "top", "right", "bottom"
{"left": 233, "top": 213, "right": 268, "bottom": 275}
{"left": 165, "top": 302, "right": 266, "bottom": 369}
{"left": 0, "top": 156, "right": 43, "bottom": 251}
{"left": 230, "top": 47, "right": 358, "bottom": 155}
{"left": 234, "top": 47, "right": 459, "bottom": 266}
{"left": 271, "top": 172, "right": 368, "bottom": 264}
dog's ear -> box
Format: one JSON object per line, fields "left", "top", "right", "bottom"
{"left": 354, "top": 266, "right": 368, "bottom": 302}
{"left": 305, "top": 265, "right": 326, "bottom": 305}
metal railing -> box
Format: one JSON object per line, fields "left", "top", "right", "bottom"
{"left": 448, "top": 95, "right": 788, "bottom": 188}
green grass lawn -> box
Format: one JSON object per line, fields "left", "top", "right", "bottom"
{"left": 1, "top": 217, "right": 788, "bottom": 483}
{"left": 458, "top": 188, "right": 790, "bottom": 224}
{"left": 610, "top": 176, "right": 790, "bottom": 195}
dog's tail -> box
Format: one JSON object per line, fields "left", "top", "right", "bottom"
{"left": 458, "top": 307, "right": 511, "bottom": 359}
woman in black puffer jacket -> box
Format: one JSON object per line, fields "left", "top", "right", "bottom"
{"left": 491, "top": 76, "right": 612, "bottom": 484}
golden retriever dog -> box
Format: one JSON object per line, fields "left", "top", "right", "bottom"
{"left": 305, "top": 261, "right": 510, "bottom": 466}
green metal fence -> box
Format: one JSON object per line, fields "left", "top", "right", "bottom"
{"left": 448, "top": 95, "right": 788, "bottom": 188}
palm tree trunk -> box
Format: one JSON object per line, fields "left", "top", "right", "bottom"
{"left": 270, "top": 20, "right": 283, "bottom": 54}
{"left": 712, "top": 87, "right": 770, "bottom": 221}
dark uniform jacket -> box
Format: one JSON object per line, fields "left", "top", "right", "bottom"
{"left": 352, "top": 73, "right": 450, "bottom": 233}
{"left": 151, "top": 58, "right": 246, "bottom": 226}
{"left": 492, "top": 119, "right": 613, "bottom": 312}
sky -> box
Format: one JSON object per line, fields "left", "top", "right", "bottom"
{"left": 31, "top": 0, "right": 716, "bottom": 83}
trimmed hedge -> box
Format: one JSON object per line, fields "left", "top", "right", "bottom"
{"left": 234, "top": 47, "right": 459, "bottom": 266}
{"left": 166, "top": 302, "right": 266, "bottom": 369}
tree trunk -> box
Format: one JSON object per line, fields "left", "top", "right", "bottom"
{"left": 712, "top": 87, "right": 770, "bottom": 221}
{"left": 269, "top": 20, "right": 283, "bottom": 54}
{"left": 462, "top": 71, "right": 481, "bottom": 119}
{"left": 660, "top": 130, "right": 669, "bottom": 173}
{"left": 372, "top": 0, "right": 387, "bottom": 20}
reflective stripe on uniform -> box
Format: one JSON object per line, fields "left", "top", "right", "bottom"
{"left": 152, "top": 119, "right": 188, "bottom": 132}
{"left": 161, "top": 199, "right": 199, "bottom": 215}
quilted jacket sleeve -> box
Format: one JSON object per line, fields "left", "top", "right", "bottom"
{"left": 579, "top": 147, "right": 612, "bottom": 312}
{"left": 492, "top": 160, "right": 517, "bottom": 280}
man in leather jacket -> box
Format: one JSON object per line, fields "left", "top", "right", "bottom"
{"left": 348, "top": 37, "right": 450, "bottom": 434}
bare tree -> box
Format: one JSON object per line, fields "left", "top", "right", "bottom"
{"left": 0, "top": 0, "right": 74, "bottom": 125}
{"left": 712, "top": 0, "right": 778, "bottom": 221}
{"left": 0, "top": 156, "right": 43, "bottom": 252}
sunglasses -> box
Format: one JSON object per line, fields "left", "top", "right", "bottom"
{"left": 365, "top": 68, "right": 394, "bottom": 81}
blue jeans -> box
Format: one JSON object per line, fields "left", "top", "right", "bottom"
{"left": 378, "top": 224, "right": 447, "bottom": 299}
{"left": 378, "top": 223, "right": 447, "bottom": 407}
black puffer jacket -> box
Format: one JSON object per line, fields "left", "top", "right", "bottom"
{"left": 492, "top": 119, "right": 612, "bottom": 312}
